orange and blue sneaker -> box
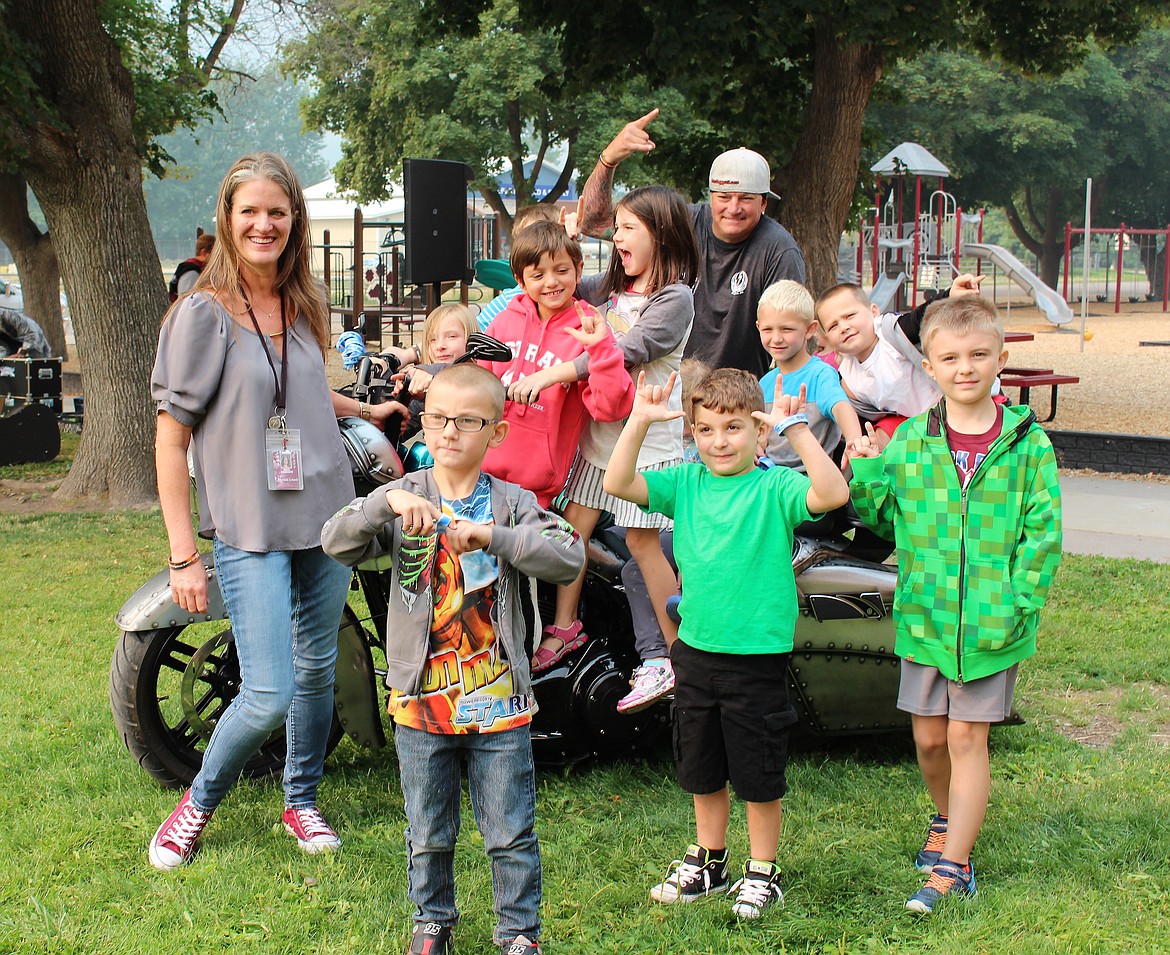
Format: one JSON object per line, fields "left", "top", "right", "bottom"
{"left": 906, "top": 859, "right": 977, "bottom": 914}
{"left": 915, "top": 813, "right": 948, "bottom": 873}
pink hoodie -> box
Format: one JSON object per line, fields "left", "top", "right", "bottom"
{"left": 483, "top": 293, "right": 634, "bottom": 507}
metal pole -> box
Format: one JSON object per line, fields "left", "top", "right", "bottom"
{"left": 1163, "top": 224, "right": 1169, "bottom": 313}
{"left": 1063, "top": 222, "right": 1071, "bottom": 303}
{"left": 1080, "top": 179, "right": 1091, "bottom": 352}
{"left": 1115, "top": 222, "right": 1125, "bottom": 315}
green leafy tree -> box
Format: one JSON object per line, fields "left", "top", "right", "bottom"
{"left": 145, "top": 68, "right": 330, "bottom": 248}
{"left": 0, "top": 0, "right": 244, "bottom": 503}
{"left": 529, "top": 0, "right": 1162, "bottom": 292}
{"left": 285, "top": 0, "right": 711, "bottom": 233}
{"left": 870, "top": 27, "right": 1170, "bottom": 289}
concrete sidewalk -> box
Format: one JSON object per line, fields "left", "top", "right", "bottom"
{"left": 1061, "top": 475, "right": 1170, "bottom": 562}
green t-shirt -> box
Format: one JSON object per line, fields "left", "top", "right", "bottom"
{"left": 643, "top": 463, "right": 815, "bottom": 654}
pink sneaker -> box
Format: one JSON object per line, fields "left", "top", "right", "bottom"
{"left": 616, "top": 660, "right": 675, "bottom": 714}
{"left": 283, "top": 806, "right": 341, "bottom": 853}
{"left": 149, "top": 789, "right": 212, "bottom": 871}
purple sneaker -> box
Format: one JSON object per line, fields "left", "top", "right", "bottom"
{"left": 616, "top": 660, "right": 675, "bottom": 714}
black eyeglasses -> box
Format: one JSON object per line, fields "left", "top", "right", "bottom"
{"left": 418, "top": 413, "right": 500, "bottom": 433}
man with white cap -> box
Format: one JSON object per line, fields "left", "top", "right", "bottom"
{"left": 578, "top": 109, "right": 806, "bottom": 376}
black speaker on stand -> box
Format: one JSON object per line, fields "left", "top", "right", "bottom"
{"left": 403, "top": 159, "right": 475, "bottom": 312}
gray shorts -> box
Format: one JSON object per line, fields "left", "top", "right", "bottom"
{"left": 897, "top": 660, "right": 1019, "bottom": 722}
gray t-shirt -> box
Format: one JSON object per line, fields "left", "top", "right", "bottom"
{"left": 151, "top": 292, "right": 354, "bottom": 552}
{"left": 686, "top": 204, "right": 806, "bottom": 376}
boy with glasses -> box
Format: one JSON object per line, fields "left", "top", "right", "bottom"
{"left": 322, "top": 364, "right": 586, "bottom": 955}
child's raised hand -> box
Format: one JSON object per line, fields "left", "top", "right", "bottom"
{"left": 560, "top": 197, "right": 584, "bottom": 238}
{"left": 843, "top": 422, "right": 883, "bottom": 461}
{"left": 564, "top": 301, "right": 609, "bottom": 348}
{"left": 630, "top": 370, "right": 684, "bottom": 422}
{"left": 385, "top": 489, "right": 442, "bottom": 535}
{"left": 950, "top": 273, "right": 985, "bottom": 298}
{"left": 752, "top": 374, "right": 809, "bottom": 431}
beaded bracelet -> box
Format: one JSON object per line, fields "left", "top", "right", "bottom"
{"left": 168, "top": 551, "right": 201, "bottom": 571}
{"left": 772, "top": 412, "right": 810, "bottom": 435}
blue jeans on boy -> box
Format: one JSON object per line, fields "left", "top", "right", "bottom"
{"left": 395, "top": 723, "right": 542, "bottom": 945}
{"left": 189, "top": 541, "right": 350, "bottom": 812}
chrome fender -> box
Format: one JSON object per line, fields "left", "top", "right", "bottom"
{"left": 114, "top": 556, "right": 228, "bottom": 631}
{"left": 114, "top": 557, "right": 385, "bottom": 751}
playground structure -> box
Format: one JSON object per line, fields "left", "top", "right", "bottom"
{"left": 1062, "top": 223, "right": 1170, "bottom": 313}
{"left": 854, "top": 142, "right": 1075, "bottom": 325}
{"left": 313, "top": 207, "right": 501, "bottom": 347}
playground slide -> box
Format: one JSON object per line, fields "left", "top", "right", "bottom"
{"left": 963, "top": 243, "right": 1072, "bottom": 326}
{"left": 869, "top": 272, "right": 906, "bottom": 313}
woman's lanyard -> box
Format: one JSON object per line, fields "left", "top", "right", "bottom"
{"left": 243, "top": 290, "right": 289, "bottom": 430}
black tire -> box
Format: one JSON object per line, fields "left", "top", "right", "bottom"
{"left": 110, "top": 610, "right": 351, "bottom": 789}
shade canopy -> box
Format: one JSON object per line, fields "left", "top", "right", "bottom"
{"left": 870, "top": 143, "right": 950, "bottom": 178}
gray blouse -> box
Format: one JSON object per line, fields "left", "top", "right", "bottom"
{"left": 151, "top": 292, "right": 354, "bottom": 552}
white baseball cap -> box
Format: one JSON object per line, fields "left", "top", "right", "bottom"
{"left": 708, "top": 147, "right": 779, "bottom": 199}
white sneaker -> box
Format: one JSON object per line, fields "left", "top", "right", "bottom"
{"left": 729, "top": 859, "right": 783, "bottom": 919}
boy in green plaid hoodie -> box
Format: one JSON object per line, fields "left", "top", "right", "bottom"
{"left": 846, "top": 296, "right": 1062, "bottom": 914}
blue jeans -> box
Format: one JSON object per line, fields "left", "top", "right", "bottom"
{"left": 395, "top": 723, "right": 541, "bottom": 945}
{"left": 189, "top": 541, "right": 350, "bottom": 812}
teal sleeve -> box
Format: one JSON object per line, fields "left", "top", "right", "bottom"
{"left": 808, "top": 364, "right": 850, "bottom": 419}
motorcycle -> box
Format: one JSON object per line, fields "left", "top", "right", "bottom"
{"left": 110, "top": 334, "right": 908, "bottom": 789}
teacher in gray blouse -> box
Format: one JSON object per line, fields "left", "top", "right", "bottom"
{"left": 146, "top": 152, "right": 402, "bottom": 872}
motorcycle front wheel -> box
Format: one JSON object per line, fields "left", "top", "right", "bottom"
{"left": 109, "top": 609, "right": 352, "bottom": 789}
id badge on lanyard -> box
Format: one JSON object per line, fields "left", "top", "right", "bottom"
{"left": 266, "top": 425, "right": 303, "bottom": 490}
{"left": 246, "top": 291, "right": 305, "bottom": 492}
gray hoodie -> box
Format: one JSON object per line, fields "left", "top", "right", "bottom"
{"left": 321, "top": 469, "right": 584, "bottom": 697}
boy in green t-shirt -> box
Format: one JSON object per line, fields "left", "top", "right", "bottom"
{"left": 604, "top": 367, "right": 849, "bottom": 919}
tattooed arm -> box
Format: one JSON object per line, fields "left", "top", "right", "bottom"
{"left": 578, "top": 108, "right": 660, "bottom": 239}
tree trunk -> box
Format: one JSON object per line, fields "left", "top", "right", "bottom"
{"left": 1005, "top": 188, "right": 1065, "bottom": 289}
{"left": 779, "top": 23, "right": 883, "bottom": 295}
{"left": 0, "top": 173, "right": 67, "bottom": 359}
{"left": 9, "top": 0, "right": 167, "bottom": 505}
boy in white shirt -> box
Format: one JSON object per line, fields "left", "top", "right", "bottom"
{"left": 815, "top": 275, "right": 982, "bottom": 447}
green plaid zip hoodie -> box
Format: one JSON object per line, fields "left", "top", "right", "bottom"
{"left": 849, "top": 401, "right": 1062, "bottom": 684}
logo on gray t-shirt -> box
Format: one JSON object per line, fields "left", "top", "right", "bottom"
{"left": 730, "top": 271, "right": 748, "bottom": 296}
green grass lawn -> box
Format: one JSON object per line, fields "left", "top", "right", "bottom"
{"left": 1, "top": 509, "right": 1167, "bottom": 954}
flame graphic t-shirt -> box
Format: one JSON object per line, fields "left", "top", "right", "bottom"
{"left": 388, "top": 475, "right": 534, "bottom": 734}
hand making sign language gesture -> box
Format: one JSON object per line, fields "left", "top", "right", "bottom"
{"left": 843, "top": 421, "right": 884, "bottom": 461}
{"left": 752, "top": 372, "right": 809, "bottom": 434}
{"left": 506, "top": 301, "right": 610, "bottom": 405}
{"left": 629, "top": 369, "right": 685, "bottom": 424}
